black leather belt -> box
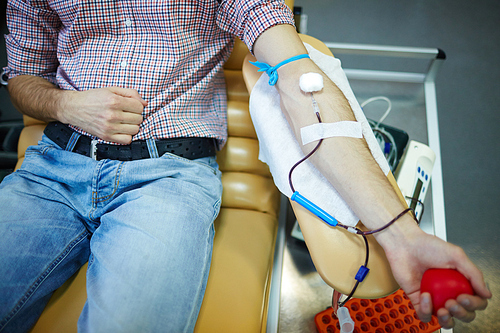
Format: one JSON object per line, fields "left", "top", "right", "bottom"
{"left": 44, "top": 122, "right": 216, "bottom": 161}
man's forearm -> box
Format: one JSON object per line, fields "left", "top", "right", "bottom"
{"left": 252, "top": 25, "right": 420, "bottom": 250}
{"left": 7, "top": 75, "right": 67, "bottom": 123}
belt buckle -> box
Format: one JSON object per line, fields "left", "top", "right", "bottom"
{"left": 90, "top": 139, "right": 98, "bottom": 160}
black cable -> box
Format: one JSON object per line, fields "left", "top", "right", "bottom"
{"left": 405, "top": 196, "right": 425, "bottom": 224}
{"left": 338, "top": 233, "right": 369, "bottom": 307}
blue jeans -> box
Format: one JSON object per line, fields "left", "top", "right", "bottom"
{"left": 0, "top": 135, "right": 222, "bottom": 333}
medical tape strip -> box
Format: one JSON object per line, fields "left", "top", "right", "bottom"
{"left": 300, "top": 121, "right": 363, "bottom": 145}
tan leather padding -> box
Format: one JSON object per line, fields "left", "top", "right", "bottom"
{"left": 17, "top": 124, "right": 45, "bottom": 158}
{"left": 224, "top": 38, "right": 249, "bottom": 71}
{"left": 221, "top": 172, "right": 280, "bottom": 217}
{"left": 23, "top": 115, "right": 46, "bottom": 126}
{"left": 195, "top": 208, "right": 277, "bottom": 333}
{"left": 217, "top": 137, "right": 270, "bottom": 177}
{"left": 242, "top": 34, "right": 403, "bottom": 298}
{"left": 224, "top": 69, "right": 250, "bottom": 103}
{"left": 227, "top": 100, "right": 257, "bottom": 139}
{"left": 293, "top": 200, "right": 397, "bottom": 298}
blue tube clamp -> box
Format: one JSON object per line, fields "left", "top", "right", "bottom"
{"left": 291, "top": 191, "right": 338, "bottom": 227}
{"left": 355, "top": 265, "right": 370, "bottom": 282}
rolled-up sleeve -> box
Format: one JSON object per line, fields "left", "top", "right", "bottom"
{"left": 4, "top": 0, "right": 61, "bottom": 84}
{"left": 216, "top": 0, "right": 295, "bottom": 53}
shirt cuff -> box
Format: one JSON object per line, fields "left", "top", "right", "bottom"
{"left": 242, "top": 2, "right": 295, "bottom": 53}
{"left": 2, "top": 66, "right": 58, "bottom": 86}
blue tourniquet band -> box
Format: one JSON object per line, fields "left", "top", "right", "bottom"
{"left": 250, "top": 53, "right": 310, "bottom": 86}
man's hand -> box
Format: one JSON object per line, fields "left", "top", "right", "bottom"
{"left": 59, "top": 87, "right": 147, "bottom": 144}
{"left": 7, "top": 75, "right": 147, "bottom": 144}
{"left": 381, "top": 225, "right": 491, "bottom": 329}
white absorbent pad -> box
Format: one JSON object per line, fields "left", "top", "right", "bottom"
{"left": 249, "top": 43, "right": 390, "bottom": 227}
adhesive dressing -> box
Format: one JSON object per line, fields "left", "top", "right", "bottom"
{"left": 300, "top": 121, "right": 363, "bottom": 145}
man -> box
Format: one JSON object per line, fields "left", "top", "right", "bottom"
{"left": 0, "top": 0, "right": 490, "bottom": 332}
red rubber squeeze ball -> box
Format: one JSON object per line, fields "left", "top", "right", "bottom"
{"left": 420, "top": 268, "right": 474, "bottom": 315}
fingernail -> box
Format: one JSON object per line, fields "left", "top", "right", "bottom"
{"left": 440, "top": 314, "right": 450, "bottom": 322}
{"left": 483, "top": 282, "right": 493, "bottom": 298}
{"left": 460, "top": 299, "right": 470, "bottom": 307}
{"left": 450, "top": 305, "right": 459, "bottom": 312}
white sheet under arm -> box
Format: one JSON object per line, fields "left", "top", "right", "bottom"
{"left": 249, "top": 43, "right": 391, "bottom": 227}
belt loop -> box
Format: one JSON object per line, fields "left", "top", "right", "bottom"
{"left": 65, "top": 132, "right": 81, "bottom": 152}
{"left": 146, "top": 138, "right": 160, "bottom": 158}
{"left": 213, "top": 138, "right": 220, "bottom": 151}
{"left": 90, "top": 140, "right": 98, "bottom": 160}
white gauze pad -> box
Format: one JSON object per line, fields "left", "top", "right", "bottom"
{"left": 301, "top": 121, "right": 363, "bottom": 145}
{"left": 249, "top": 43, "right": 390, "bottom": 226}
{"left": 299, "top": 72, "right": 323, "bottom": 92}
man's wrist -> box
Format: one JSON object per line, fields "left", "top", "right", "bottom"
{"left": 8, "top": 75, "right": 69, "bottom": 124}
{"left": 55, "top": 89, "right": 76, "bottom": 125}
{"left": 373, "top": 214, "right": 423, "bottom": 253}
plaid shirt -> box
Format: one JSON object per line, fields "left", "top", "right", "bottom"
{"left": 4, "top": 0, "right": 294, "bottom": 145}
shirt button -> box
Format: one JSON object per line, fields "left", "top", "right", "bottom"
{"left": 120, "top": 61, "right": 128, "bottom": 68}
{"left": 125, "top": 19, "right": 132, "bottom": 27}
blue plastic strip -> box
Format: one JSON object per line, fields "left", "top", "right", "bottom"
{"left": 65, "top": 132, "right": 81, "bottom": 152}
{"left": 250, "top": 54, "right": 310, "bottom": 86}
{"left": 384, "top": 142, "right": 391, "bottom": 154}
{"left": 355, "top": 265, "right": 370, "bottom": 282}
{"left": 291, "top": 191, "right": 338, "bottom": 227}
{"left": 146, "top": 138, "right": 159, "bottom": 158}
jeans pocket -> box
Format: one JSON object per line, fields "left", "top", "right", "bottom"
{"left": 160, "top": 153, "right": 220, "bottom": 176}
{"left": 192, "top": 156, "right": 220, "bottom": 176}
{"left": 24, "top": 135, "right": 60, "bottom": 157}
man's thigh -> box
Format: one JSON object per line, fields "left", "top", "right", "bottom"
{"left": 0, "top": 170, "right": 90, "bottom": 332}
{"left": 80, "top": 155, "right": 223, "bottom": 332}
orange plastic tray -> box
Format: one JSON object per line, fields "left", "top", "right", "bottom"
{"left": 315, "top": 289, "right": 441, "bottom": 333}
